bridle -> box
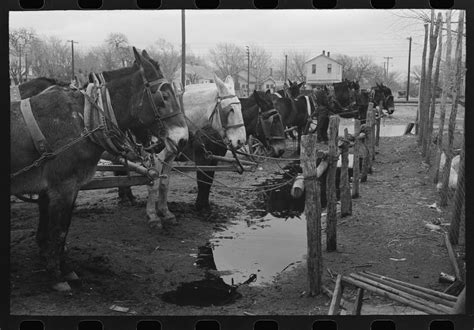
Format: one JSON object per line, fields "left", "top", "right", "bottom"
{"left": 138, "top": 65, "right": 184, "bottom": 137}
{"left": 209, "top": 94, "right": 245, "bottom": 133}
{"left": 256, "top": 107, "right": 285, "bottom": 146}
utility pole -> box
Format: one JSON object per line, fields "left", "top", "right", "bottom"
{"left": 18, "top": 44, "right": 22, "bottom": 83}
{"left": 246, "top": 46, "right": 250, "bottom": 96}
{"left": 384, "top": 56, "right": 393, "bottom": 80}
{"left": 284, "top": 54, "right": 288, "bottom": 83}
{"left": 407, "top": 36, "right": 412, "bottom": 101}
{"left": 383, "top": 62, "right": 386, "bottom": 80}
{"left": 24, "top": 51, "right": 28, "bottom": 82}
{"left": 181, "top": 9, "right": 186, "bottom": 92}
{"left": 67, "top": 40, "right": 78, "bottom": 81}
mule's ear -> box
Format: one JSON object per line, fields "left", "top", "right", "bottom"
{"left": 298, "top": 81, "right": 305, "bottom": 88}
{"left": 214, "top": 74, "right": 227, "bottom": 95}
{"left": 133, "top": 47, "right": 142, "bottom": 66}
{"left": 141, "top": 49, "right": 151, "bottom": 60}
{"left": 224, "top": 75, "right": 235, "bottom": 91}
{"left": 288, "top": 79, "right": 293, "bottom": 86}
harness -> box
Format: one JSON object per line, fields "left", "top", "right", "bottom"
{"left": 208, "top": 94, "right": 245, "bottom": 132}
{"left": 11, "top": 66, "right": 180, "bottom": 179}
{"left": 256, "top": 108, "right": 285, "bottom": 146}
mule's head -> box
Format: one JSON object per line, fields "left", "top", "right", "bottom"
{"left": 131, "top": 48, "right": 188, "bottom": 153}
{"left": 372, "top": 83, "right": 395, "bottom": 115}
{"left": 213, "top": 75, "right": 246, "bottom": 149}
{"left": 287, "top": 80, "right": 305, "bottom": 98}
{"left": 253, "top": 91, "right": 285, "bottom": 157}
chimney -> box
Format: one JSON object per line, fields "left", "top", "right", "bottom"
{"left": 322, "top": 50, "right": 325, "bottom": 56}
{"left": 270, "top": 67, "right": 273, "bottom": 76}
{"left": 327, "top": 51, "right": 330, "bottom": 57}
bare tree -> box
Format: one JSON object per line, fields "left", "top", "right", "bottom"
{"left": 148, "top": 38, "right": 181, "bottom": 81}
{"left": 248, "top": 45, "right": 272, "bottom": 88}
{"left": 29, "top": 36, "right": 71, "bottom": 80}
{"left": 105, "top": 32, "right": 133, "bottom": 68}
{"left": 209, "top": 43, "right": 245, "bottom": 79}
{"left": 9, "top": 28, "right": 37, "bottom": 83}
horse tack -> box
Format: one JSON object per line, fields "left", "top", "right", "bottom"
{"left": 209, "top": 94, "right": 245, "bottom": 131}
{"left": 20, "top": 98, "right": 51, "bottom": 155}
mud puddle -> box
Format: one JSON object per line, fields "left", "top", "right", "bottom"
{"left": 201, "top": 164, "right": 313, "bottom": 286}
{"left": 339, "top": 123, "right": 407, "bottom": 137}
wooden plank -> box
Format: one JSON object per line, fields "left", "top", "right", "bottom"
{"left": 363, "top": 270, "right": 457, "bottom": 302}
{"left": 322, "top": 285, "right": 352, "bottom": 311}
{"left": 97, "top": 165, "right": 127, "bottom": 172}
{"left": 341, "top": 275, "right": 444, "bottom": 314}
{"left": 352, "top": 287, "right": 364, "bottom": 315}
{"left": 349, "top": 273, "right": 451, "bottom": 313}
{"left": 173, "top": 165, "right": 251, "bottom": 172}
{"left": 326, "top": 115, "right": 340, "bottom": 252}
{"left": 328, "top": 274, "right": 343, "bottom": 315}
{"left": 444, "top": 232, "right": 461, "bottom": 280}
{"left": 301, "top": 133, "right": 323, "bottom": 296}
{"left": 81, "top": 175, "right": 153, "bottom": 190}
{"left": 360, "top": 271, "right": 455, "bottom": 308}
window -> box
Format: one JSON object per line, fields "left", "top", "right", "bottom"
{"left": 327, "top": 64, "right": 332, "bottom": 74}
{"left": 312, "top": 64, "right": 316, "bottom": 74}
{"left": 266, "top": 84, "right": 270, "bottom": 89}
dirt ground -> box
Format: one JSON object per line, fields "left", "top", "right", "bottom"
{"left": 10, "top": 104, "right": 465, "bottom": 315}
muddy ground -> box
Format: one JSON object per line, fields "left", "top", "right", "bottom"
{"left": 10, "top": 104, "right": 465, "bottom": 315}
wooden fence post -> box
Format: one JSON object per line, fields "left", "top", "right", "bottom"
{"left": 340, "top": 128, "right": 352, "bottom": 217}
{"left": 301, "top": 134, "right": 322, "bottom": 296}
{"left": 375, "top": 106, "right": 381, "bottom": 146}
{"left": 439, "top": 11, "right": 464, "bottom": 207}
{"left": 326, "top": 115, "right": 340, "bottom": 252}
{"left": 352, "top": 119, "right": 361, "bottom": 197}
{"left": 365, "top": 103, "right": 375, "bottom": 169}
{"left": 416, "top": 23, "right": 429, "bottom": 141}
{"left": 434, "top": 10, "right": 452, "bottom": 183}
{"left": 449, "top": 139, "right": 464, "bottom": 245}
{"left": 371, "top": 108, "right": 376, "bottom": 161}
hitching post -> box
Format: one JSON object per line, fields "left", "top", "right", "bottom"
{"left": 340, "top": 128, "right": 352, "bottom": 217}
{"left": 301, "top": 134, "right": 322, "bottom": 296}
{"left": 326, "top": 115, "right": 340, "bottom": 252}
{"left": 352, "top": 119, "right": 361, "bottom": 197}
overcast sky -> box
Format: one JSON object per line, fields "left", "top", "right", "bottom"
{"left": 10, "top": 9, "right": 461, "bottom": 76}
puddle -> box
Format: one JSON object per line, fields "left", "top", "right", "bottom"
{"left": 198, "top": 164, "right": 329, "bottom": 287}
{"left": 161, "top": 276, "right": 242, "bottom": 307}
{"left": 209, "top": 214, "right": 308, "bottom": 286}
{"left": 339, "top": 123, "right": 407, "bottom": 137}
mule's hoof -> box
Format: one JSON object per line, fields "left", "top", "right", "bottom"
{"left": 52, "top": 281, "right": 71, "bottom": 292}
{"left": 64, "top": 271, "right": 79, "bottom": 281}
{"left": 148, "top": 219, "right": 163, "bottom": 230}
{"left": 163, "top": 214, "right": 178, "bottom": 226}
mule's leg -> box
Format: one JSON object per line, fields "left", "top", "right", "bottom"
{"left": 297, "top": 128, "right": 302, "bottom": 155}
{"left": 146, "top": 154, "right": 164, "bottom": 229}
{"left": 116, "top": 169, "right": 137, "bottom": 206}
{"left": 195, "top": 160, "right": 216, "bottom": 212}
{"left": 156, "top": 150, "right": 178, "bottom": 225}
{"left": 36, "top": 191, "right": 50, "bottom": 259}
{"left": 44, "top": 184, "right": 79, "bottom": 291}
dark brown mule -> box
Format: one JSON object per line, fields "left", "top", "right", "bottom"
{"left": 10, "top": 48, "right": 188, "bottom": 291}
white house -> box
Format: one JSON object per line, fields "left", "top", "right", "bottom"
{"left": 175, "top": 64, "right": 215, "bottom": 86}
{"left": 304, "top": 50, "right": 342, "bottom": 88}
{"left": 235, "top": 70, "right": 258, "bottom": 97}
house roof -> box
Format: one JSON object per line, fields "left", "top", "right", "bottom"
{"left": 176, "top": 64, "right": 214, "bottom": 80}
{"left": 260, "top": 75, "right": 276, "bottom": 84}
{"left": 237, "top": 70, "right": 257, "bottom": 82}
{"left": 305, "top": 54, "right": 343, "bottom": 66}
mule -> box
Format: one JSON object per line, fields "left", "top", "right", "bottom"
{"left": 146, "top": 75, "right": 247, "bottom": 219}
{"left": 371, "top": 82, "right": 395, "bottom": 115}
{"left": 239, "top": 90, "right": 286, "bottom": 157}
{"left": 10, "top": 48, "right": 189, "bottom": 291}
{"left": 265, "top": 80, "right": 306, "bottom": 153}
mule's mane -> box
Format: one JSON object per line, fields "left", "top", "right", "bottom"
{"left": 36, "top": 77, "right": 70, "bottom": 87}
{"left": 101, "top": 64, "right": 140, "bottom": 81}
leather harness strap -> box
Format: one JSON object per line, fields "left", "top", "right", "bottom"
{"left": 20, "top": 98, "right": 50, "bottom": 155}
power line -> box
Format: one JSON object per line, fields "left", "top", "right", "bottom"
{"left": 67, "top": 40, "right": 78, "bottom": 80}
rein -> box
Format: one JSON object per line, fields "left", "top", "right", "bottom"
{"left": 209, "top": 94, "right": 245, "bottom": 131}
